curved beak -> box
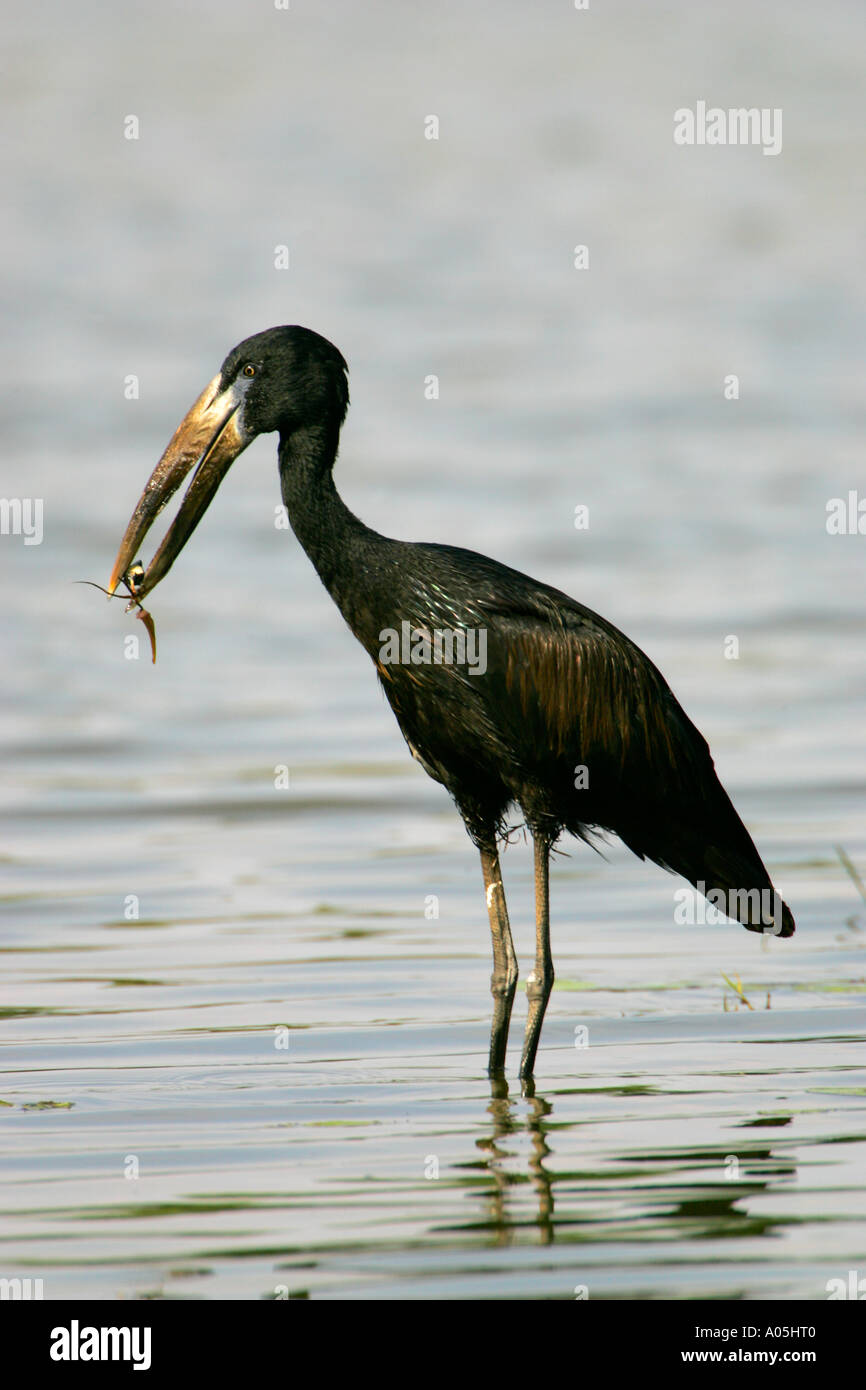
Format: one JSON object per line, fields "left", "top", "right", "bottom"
{"left": 107, "top": 374, "right": 253, "bottom": 601}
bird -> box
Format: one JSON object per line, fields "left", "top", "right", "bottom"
{"left": 107, "top": 325, "right": 795, "bottom": 1081}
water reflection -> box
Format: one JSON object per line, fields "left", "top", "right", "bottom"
{"left": 443, "top": 1080, "right": 808, "bottom": 1260}
{"left": 466, "top": 1080, "right": 555, "bottom": 1245}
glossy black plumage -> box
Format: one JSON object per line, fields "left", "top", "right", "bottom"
{"left": 109, "top": 325, "right": 795, "bottom": 1081}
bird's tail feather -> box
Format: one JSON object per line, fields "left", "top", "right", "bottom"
{"left": 670, "top": 839, "right": 800, "bottom": 939}
{"left": 623, "top": 825, "right": 796, "bottom": 938}
{"left": 695, "top": 844, "right": 795, "bottom": 937}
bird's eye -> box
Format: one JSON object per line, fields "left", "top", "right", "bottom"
{"left": 242, "top": 364, "right": 256, "bottom": 378}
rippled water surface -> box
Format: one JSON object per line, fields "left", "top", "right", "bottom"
{"left": 1, "top": 0, "right": 865, "bottom": 1299}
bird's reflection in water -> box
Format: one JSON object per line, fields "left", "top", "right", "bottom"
{"left": 471, "top": 1076, "right": 555, "bottom": 1245}
{"left": 452, "top": 1086, "right": 800, "bottom": 1251}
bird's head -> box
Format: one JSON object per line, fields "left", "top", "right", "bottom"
{"left": 107, "top": 325, "right": 349, "bottom": 601}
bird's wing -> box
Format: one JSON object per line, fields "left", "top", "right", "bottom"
{"left": 387, "top": 542, "right": 711, "bottom": 799}
{"left": 379, "top": 544, "right": 793, "bottom": 934}
{"left": 472, "top": 580, "right": 712, "bottom": 793}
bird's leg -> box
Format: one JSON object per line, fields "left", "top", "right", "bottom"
{"left": 519, "top": 832, "right": 554, "bottom": 1082}
{"left": 480, "top": 843, "right": 518, "bottom": 1075}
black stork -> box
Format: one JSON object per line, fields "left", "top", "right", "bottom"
{"left": 107, "top": 325, "right": 795, "bottom": 1081}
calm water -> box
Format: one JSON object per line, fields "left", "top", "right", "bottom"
{"left": 1, "top": 0, "right": 865, "bottom": 1300}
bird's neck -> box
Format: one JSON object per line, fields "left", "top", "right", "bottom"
{"left": 278, "top": 424, "right": 382, "bottom": 636}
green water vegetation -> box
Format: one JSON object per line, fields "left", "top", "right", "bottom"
{"left": 837, "top": 846, "right": 866, "bottom": 935}
{"left": 722, "top": 973, "right": 771, "bottom": 1012}
{"left": 837, "top": 845, "right": 866, "bottom": 906}
{"left": 20, "top": 1100, "right": 74, "bottom": 1111}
